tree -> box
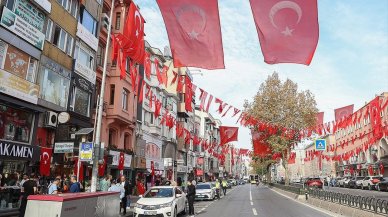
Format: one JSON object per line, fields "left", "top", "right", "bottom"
{"left": 245, "top": 72, "right": 318, "bottom": 184}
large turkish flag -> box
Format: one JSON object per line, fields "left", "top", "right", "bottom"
{"left": 316, "top": 112, "right": 324, "bottom": 125}
{"left": 40, "top": 147, "right": 52, "bottom": 176}
{"left": 250, "top": 0, "right": 319, "bottom": 65}
{"left": 334, "top": 104, "right": 354, "bottom": 121}
{"left": 220, "top": 126, "right": 239, "bottom": 146}
{"left": 156, "top": 0, "right": 224, "bottom": 69}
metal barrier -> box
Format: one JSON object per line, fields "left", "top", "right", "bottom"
{"left": 267, "top": 182, "right": 304, "bottom": 195}
{"left": 307, "top": 188, "right": 388, "bottom": 215}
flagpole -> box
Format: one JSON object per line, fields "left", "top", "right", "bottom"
{"left": 91, "top": 0, "right": 115, "bottom": 193}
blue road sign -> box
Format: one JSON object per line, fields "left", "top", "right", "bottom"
{"left": 315, "top": 139, "right": 326, "bottom": 151}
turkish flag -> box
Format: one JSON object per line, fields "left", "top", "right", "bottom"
{"left": 220, "top": 126, "right": 238, "bottom": 146}
{"left": 40, "top": 147, "right": 52, "bottom": 176}
{"left": 118, "top": 152, "right": 125, "bottom": 170}
{"left": 370, "top": 97, "right": 382, "bottom": 138}
{"left": 252, "top": 130, "right": 272, "bottom": 157}
{"left": 156, "top": 0, "right": 224, "bottom": 69}
{"left": 249, "top": 0, "right": 319, "bottom": 65}
{"left": 130, "top": 61, "right": 138, "bottom": 94}
{"left": 154, "top": 99, "right": 162, "bottom": 118}
{"left": 231, "top": 147, "right": 234, "bottom": 166}
{"left": 199, "top": 88, "right": 208, "bottom": 111}
{"left": 316, "top": 112, "right": 324, "bottom": 125}
{"left": 98, "top": 155, "right": 107, "bottom": 177}
{"left": 334, "top": 104, "right": 354, "bottom": 121}
{"left": 144, "top": 52, "right": 151, "bottom": 79}
{"left": 74, "top": 157, "right": 84, "bottom": 181}
{"left": 185, "top": 76, "right": 193, "bottom": 112}
{"left": 151, "top": 161, "right": 155, "bottom": 176}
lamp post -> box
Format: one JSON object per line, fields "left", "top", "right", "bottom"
{"left": 90, "top": 0, "right": 115, "bottom": 193}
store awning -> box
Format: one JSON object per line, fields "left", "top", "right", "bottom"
{"left": 74, "top": 128, "right": 94, "bottom": 135}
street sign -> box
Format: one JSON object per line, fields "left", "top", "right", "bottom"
{"left": 80, "top": 142, "right": 93, "bottom": 161}
{"left": 315, "top": 139, "right": 326, "bottom": 151}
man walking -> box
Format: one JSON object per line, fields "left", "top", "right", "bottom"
{"left": 186, "top": 180, "right": 196, "bottom": 217}
{"left": 109, "top": 179, "right": 125, "bottom": 214}
{"left": 120, "top": 176, "right": 132, "bottom": 215}
{"left": 69, "top": 176, "right": 80, "bottom": 193}
{"left": 221, "top": 179, "right": 228, "bottom": 196}
{"left": 100, "top": 175, "right": 112, "bottom": 191}
{"left": 215, "top": 179, "right": 221, "bottom": 199}
{"left": 48, "top": 178, "right": 60, "bottom": 194}
{"left": 19, "top": 175, "right": 37, "bottom": 217}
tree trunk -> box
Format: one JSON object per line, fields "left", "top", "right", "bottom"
{"left": 283, "top": 149, "right": 290, "bottom": 185}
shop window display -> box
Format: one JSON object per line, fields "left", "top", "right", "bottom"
{"left": 70, "top": 87, "right": 91, "bottom": 117}
{"left": 38, "top": 67, "right": 70, "bottom": 108}
{"left": 0, "top": 104, "right": 33, "bottom": 143}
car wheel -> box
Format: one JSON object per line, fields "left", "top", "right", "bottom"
{"left": 368, "top": 184, "right": 372, "bottom": 190}
{"left": 377, "top": 185, "right": 381, "bottom": 192}
{"left": 182, "top": 202, "right": 187, "bottom": 214}
{"left": 174, "top": 207, "right": 177, "bottom": 217}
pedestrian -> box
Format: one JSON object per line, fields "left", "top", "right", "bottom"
{"left": 326, "top": 176, "right": 331, "bottom": 189}
{"left": 186, "top": 180, "right": 196, "bottom": 217}
{"left": 69, "top": 176, "right": 81, "bottom": 193}
{"left": 221, "top": 179, "right": 227, "bottom": 196}
{"left": 137, "top": 179, "right": 145, "bottom": 196}
{"left": 20, "top": 174, "right": 28, "bottom": 187}
{"left": 100, "top": 175, "right": 112, "bottom": 192}
{"left": 19, "top": 175, "right": 37, "bottom": 217}
{"left": 108, "top": 179, "right": 125, "bottom": 214}
{"left": 120, "top": 176, "right": 131, "bottom": 215}
{"left": 215, "top": 179, "right": 221, "bottom": 199}
{"left": 48, "top": 178, "right": 60, "bottom": 194}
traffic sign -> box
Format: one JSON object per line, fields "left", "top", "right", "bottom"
{"left": 315, "top": 139, "right": 326, "bottom": 151}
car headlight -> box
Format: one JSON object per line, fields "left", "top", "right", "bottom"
{"left": 159, "top": 201, "right": 173, "bottom": 208}
{"left": 136, "top": 203, "right": 145, "bottom": 209}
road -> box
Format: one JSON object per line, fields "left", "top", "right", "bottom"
{"left": 188, "top": 184, "right": 332, "bottom": 217}
{"left": 322, "top": 186, "right": 388, "bottom": 200}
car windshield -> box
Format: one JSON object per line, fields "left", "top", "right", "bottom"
{"left": 144, "top": 188, "right": 173, "bottom": 198}
{"left": 196, "top": 184, "right": 211, "bottom": 189}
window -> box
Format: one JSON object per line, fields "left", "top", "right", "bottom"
{"left": 97, "top": 44, "right": 105, "bottom": 66}
{"left": 45, "top": 19, "right": 53, "bottom": 41}
{"left": 79, "top": 6, "right": 98, "bottom": 36}
{"left": 26, "top": 59, "right": 38, "bottom": 83}
{"left": 74, "top": 43, "right": 95, "bottom": 70}
{"left": 66, "top": 34, "right": 73, "bottom": 56}
{"left": 38, "top": 67, "right": 70, "bottom": 108}
{"left": 52, "top": 25, "right": 70, "bottom": 52}
{"left": 122, "top": 88, "right": 128, "bottom": 110}
{"left": 70, "top": 87, "right": 91, "bottom": 117}
{"left": 59, "top": 30, "right": 67, "bottom": 51}
{"left": 5, "top": 0, "right": 15, "bottom": 10}
{"left": 109, "top": 84, "right": 115, "bottom": 105}
{"left": 0, "top": 40, "right": 7, "bottom": 69}
{"left": 115, "top": 12, "right": 121, "bottom": 30}
{"left": 94, "top": 79, "right": 101, "bottom": 108}
{"left": 124, "top": 134, "right": 130, "bottom": 150}
{"left": 150, "top": 113, "right": 154, "bottom": 124}
{"left": 57, "top": 0, "right": 78, "bottom": 18}
{"left": 0, "top": 103, "right": 33, "bottom": 143}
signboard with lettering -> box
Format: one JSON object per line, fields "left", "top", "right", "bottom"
{"left": 14, "top": 0, "right": 46, "bottom": 31}
{"left": 54, "top": 142, "right": 74, "bottom": 153}
{"left": 0, "top": 69, "right": 39, "bottom": 104}
{"left": 74, "top": 60, "right": 96, "bottom": 85}
{"left": 76, "top": 22, "right": 98, "bottom": 51}
{"left": 80, "top": 142, "right": 93, "bottom": 161}
{"left": 0, "top": 7, "right": 45, "bottom": 50}
{"left": 0, "top": 140, "right": 39, "bottom": 161}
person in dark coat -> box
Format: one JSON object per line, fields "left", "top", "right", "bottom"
{"left": 186, "top": 180, "right": 196, "bottom": 216}
{"left": 120, "top": 176, "right": 132, "bottom": 215}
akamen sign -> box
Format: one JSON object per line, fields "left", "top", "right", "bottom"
{"left": 0, "top": 140, "right": 39, "bottom": 161}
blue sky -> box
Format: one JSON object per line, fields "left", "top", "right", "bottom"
{"left": 134, "top": 0, "right": 388, "bottom": 150}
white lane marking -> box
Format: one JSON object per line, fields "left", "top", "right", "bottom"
{"left": 252, "top": 208, "right": 258, "bottom": 216}
{"left": 250, "top": 184, "right": 253, "bottom": 201}
{"left": 250, "top": 201, "right": 253, "bottom": 206}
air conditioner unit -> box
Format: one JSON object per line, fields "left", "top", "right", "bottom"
{"left": 44, "top": 111, "right": 58, "bottom": 128}
{"left": 102, "top": 13, "right": 110, "bottom": 30}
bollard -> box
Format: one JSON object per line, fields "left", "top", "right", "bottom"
{"left": 305, "top": 192, "right": 308, "bottom": 200}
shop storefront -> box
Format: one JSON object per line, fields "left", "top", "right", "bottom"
{"left": 107, "top": 150, "right": 133, "bottom": 180}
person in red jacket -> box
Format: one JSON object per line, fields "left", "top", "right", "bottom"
{"left": 137, "top": 179, "right": 145, "bottom": 195}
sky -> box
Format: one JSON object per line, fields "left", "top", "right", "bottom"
{"left": 134, "top": 0, "right": 388, "bottom": 150}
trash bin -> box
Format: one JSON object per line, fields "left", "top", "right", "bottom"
{"left": 25, "top": 192, "right": 120, "bottom": 217}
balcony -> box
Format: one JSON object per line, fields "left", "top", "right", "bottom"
{"left": 149, "top": 124, "right": 161, "bottom": 136}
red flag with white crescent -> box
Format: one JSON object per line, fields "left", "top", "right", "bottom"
{"left": 334, "top": 104, "right": 354, "bottom": 122}
{"left": 220, "top": 126, "right": 238, "bottom": 146}
{"left": 156, "top": 0, "right": 224, "bottom": 69}
{"left": 118, "top": 152, "right": 125, "bottom": 170}
{"left": 249, "top": 0, "right": 319, "bottom": 65}
{"left": 40, "top": 147, "right": 52, "bottom": 176}
{"left": 316, "top": 112, "right": 324, "bottom": 125}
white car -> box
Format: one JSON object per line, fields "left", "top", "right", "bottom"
{"left": 338, "top": 177, "right": 350, "bottom": 187}
{"left": 362, "top": 176, "right": 380, "bottom": 190}
{"left": 195, "top": 183, "right": 215, "bottom": 200}
{"left": 355, "top": 176, "right": 365, "bottom": 189}
{"left": 134, "top": 186, "right": 187, "bottom": 217}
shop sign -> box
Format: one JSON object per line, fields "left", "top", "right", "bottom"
{"left": 74, "top": 60, "right": 96, "bottom": 85}
{"left": 14, "top": 0, "right": 46, "bottom": 31}
{"left": 0, "top": 140, "right": 39, "bottom": 161}
{"left": 58, "top": 112, "right": 70, "bottom": 124}
{"left": 74, "top": 77, "right": 94, "bottom": 93}
{"left": 177, "top": 165, "right": 187, "bottom": 173}
{"left": 136, "top": 156, "right": 146, "bottom": 169}
{"left": 76, "top": 22, "right": 98, "bottom": 52}
{"left": 54, "top": 142, "right": 74, "bottom": 153}
{"left": 32, "top": 0, "right": 52, "bottom": 13}
{"left": 79, "top": 142, "right": 93, "bottom": 161}
{"left": 0, "top": 69, "right": 39, "bottom": 104}
{"left": 124, "top": 154, "right": 132, "bottom": 168}
{"left": 109, "top": 150, "right": 132, "bottom": 168}
{"left": 0, "top": 7, "right": 45, "bottom": 50}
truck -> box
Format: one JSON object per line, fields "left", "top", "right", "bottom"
{"left": 249, "top": 174, "right": 259, "bottom": 184}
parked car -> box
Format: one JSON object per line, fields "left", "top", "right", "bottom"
{"left": 347, "top": 177, "right": 357, "bottom": 188}
{"left": 195, "top": 183, "right": 216, "bottom": 201}
{"left": 355, "top": 176, "right": 365, "bottom": 189}
{"left": 343, "top": 177, "right": 352, "bottom": 187}
{"left": 337, "top": 176, "right": 350, "bottom": 187}
{"left": 134, "top": 186, "right": 187, "bottom": 217}
{"left": 227, "top": 180, "right": 234, "bottom": 188}
{"left": 376, "top": 177, "right": 388, "bottom": 191}
{"left": 305, "top": 177, "right": 323, "bottom": 189}
{"left": 238, "top": 179, "right": 246, "bottom": 185}
{"left": 361, "top": 176, "right": 380, "bottom": 190}
{"left": 228, "top": 179, "right": 237, "bottom": 186}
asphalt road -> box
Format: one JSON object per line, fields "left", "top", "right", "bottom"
{"left": 190, "top": 184, "right": 332, "bottom": 217}
{"left": 322, "top": 186, "right": 388, "bottom": 200}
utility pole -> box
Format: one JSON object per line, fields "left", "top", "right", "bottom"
{"left": 90, "top": 0, "right": 115, "bottom": 193}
